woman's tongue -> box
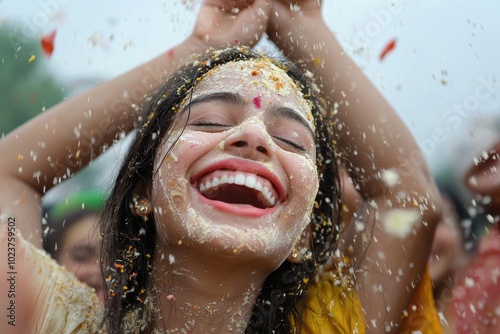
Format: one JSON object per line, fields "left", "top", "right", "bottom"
{"left": 202, "top": 184, "right": 267, "bottom": 208}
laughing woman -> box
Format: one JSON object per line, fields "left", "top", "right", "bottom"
{"left": 0, "top": 0, "right": 441, "bottom": 333}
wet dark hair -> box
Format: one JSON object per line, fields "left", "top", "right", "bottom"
{"left": 100, "top": 46, "right": 341, "bottom": 333}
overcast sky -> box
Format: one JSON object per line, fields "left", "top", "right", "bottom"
{"left": 2, "top": 0, "right": 500, "bottom": 176}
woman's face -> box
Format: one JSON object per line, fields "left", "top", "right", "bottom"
{"left": 56, "top": 214, "right": 104, "bottom": 302}
{"left": 151, "top": 59, "right": 318, "bottom": 268}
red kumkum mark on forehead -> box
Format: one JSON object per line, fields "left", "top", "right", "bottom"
{"left": 252, "top": 95, "right": 262, "bottom": 109}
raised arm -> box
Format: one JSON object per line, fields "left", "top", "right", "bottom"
{"left": 1, "top": 2, "right": 272, "bottom": 333}
{"left": 0, "top": 0, "right": 271, "bottom": 247}
{"left": 267, "top": 1, "right": 442, "bottom": 332}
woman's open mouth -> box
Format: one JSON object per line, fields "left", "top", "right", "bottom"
{"left": 190, "top": 158, "right": 287, "bottom": 217}
{"left": 196, "top": 170, "right": 278, "bottom": 209}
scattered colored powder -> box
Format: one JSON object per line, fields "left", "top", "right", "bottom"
{"left": 380, "top": 38, "right": 397, "bottom": 61}
{"left": 41, "top": 29, "right": 56, "bottom": 57}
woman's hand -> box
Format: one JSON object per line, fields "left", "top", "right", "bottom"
{"left": 267, "top": 0, "right": 322, "bottom": 59}
{"left": 271, "top": 0, "right": 322, "bottom": 18}
{"left": 266, "top": 1, "right": 443, "bottom": 333}
{"left": 192, "top": 0, "right": 271, "bottom": 49}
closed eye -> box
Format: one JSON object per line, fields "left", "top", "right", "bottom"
{"left": 70, "top": 245, "right": 98, "bottom": 263}
{"left": 192, "top": 121, "right": 228, "bottom": 126}
{"left": 274, "top": 136, "right": 307, "bottom": 152}
{"left": 190, "top": 121, "right": 231, "bottom": 132}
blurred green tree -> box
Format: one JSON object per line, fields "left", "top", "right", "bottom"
{"left": 0, "top": 25, "right": 64, "bottom": 136}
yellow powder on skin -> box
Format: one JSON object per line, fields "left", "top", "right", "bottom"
{"left": 190, "top": 59, "right": 315, "bottom": 132}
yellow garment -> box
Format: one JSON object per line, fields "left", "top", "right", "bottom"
{"left": 399, "top": 267, "right": 442, "bottom": 333}
{"left": 300, "top": 266, "right": 442, "bottom": 334}
{"left": 299, "top": 269, "right": 365, "bottom": 334}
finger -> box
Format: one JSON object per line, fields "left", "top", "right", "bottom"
{"left": 205, "top": 0, "right": 256, "bottom": 12}
{"left": 226, "top": 0, "right": 271, "bottom": 45}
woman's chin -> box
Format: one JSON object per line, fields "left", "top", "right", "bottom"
{"left": 189, "top": 221, "right": 290, "bottom": 263}
{"left": 156, "top": 197, "right": 301, "bottom": 269}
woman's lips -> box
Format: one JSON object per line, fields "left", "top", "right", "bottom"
{"left": 463, "top": 140, "right": 500, "bottom": 216}
{"left": 464, "top": 141, "right": 500, "bottom": 196}
{"left": 191, "top": 159, "right": 285, "bottom": 217}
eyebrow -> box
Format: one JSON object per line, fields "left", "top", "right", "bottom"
{"left": 184, "top": 91, "right": 246, "bottom": 110}
{"left": 271, "top": 106, "right": 314, "bottom": 138}
{"left": 184, "top": 91, "right": 314, "bottom": 136}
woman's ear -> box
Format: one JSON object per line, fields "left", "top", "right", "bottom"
{"left": 287, "top": 224, "right": 312, "bottom": 263}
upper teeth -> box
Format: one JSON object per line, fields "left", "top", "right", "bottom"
{"left": 198, "top": 172, "right": 277, "bottom": 206}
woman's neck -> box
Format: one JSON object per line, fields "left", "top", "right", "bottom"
{"left": 151, "top": 248, "right": 270, "bottom": 333}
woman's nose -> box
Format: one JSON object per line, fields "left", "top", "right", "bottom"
{"left": 223, "top": 122, "right": 272, "bottom": 160}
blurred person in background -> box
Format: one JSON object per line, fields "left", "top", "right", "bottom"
{"left": 43, "top": 189, "right": 107, "bottom": 302}
{"left": 453, "top": 135, "right": 500, "bottom": 334}
{"left": 428, "top": 179, "right": 480, "bottom": 332}
{"left": 431, "top": 114, "right": 500, "bottom": 333}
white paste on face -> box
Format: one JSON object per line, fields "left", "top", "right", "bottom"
{"left": 190, "top": 59, "right": 315, "bottom": 132}
{"left": 151, "top": 59, "right": 319, "bottom": 268}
